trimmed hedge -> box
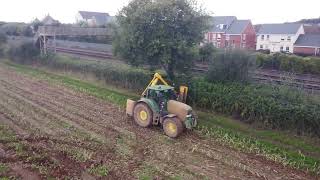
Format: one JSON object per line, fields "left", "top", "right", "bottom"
{"left": 16, "top": 55, "right": 320, "bottom": 137}
{"left": 256, "top": 53, "right": 320, "bottom": 75}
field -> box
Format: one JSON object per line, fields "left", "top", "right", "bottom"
{"left": 0, "top": 62, "right": 318, "bottom": 180}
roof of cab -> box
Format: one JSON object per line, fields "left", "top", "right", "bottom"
{"left": 148, "top": 85, "right": 174, "bottom": 91}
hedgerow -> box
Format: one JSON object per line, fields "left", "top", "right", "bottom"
{"left": 256, "top": 53, "right": 320, "bottom": 75}
{"left": 188, "top": 80, "right": 320, "bottom": 137}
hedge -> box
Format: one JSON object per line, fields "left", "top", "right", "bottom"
{"left": 256, "top": 53, "right": 320, "bottom": 75}
{"left": 188, "top": 80, "right": 320, "bottom": 136}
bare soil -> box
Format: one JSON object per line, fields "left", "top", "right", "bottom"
{"left": 0, "top": 65, "right": 316, "bottom": 179}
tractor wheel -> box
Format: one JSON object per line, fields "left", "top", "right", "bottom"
{"left": 133, "top": 103, "right": 153, "bottom": 128}
{"left": 163, "top": 117, "right": 184, "bottom": 138}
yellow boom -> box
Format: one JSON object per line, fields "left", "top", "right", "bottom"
{"left": 142, "top": 73, "right": 170, "bottom": 96}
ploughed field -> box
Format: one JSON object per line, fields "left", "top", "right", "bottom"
{"left": 0, "top": 65, "right": 315, "bottom": 179}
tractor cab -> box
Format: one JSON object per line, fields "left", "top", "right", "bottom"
{"left": 145, "top": 85, "right": 177, "bottom": 103}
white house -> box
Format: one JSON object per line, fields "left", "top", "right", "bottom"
{"left": 256, "top": 23, "right": 304, "bottom": 53}
{"left": 76, "top": 11, "right": 114, "bottom": 27}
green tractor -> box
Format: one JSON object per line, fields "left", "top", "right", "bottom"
{"left": 126, "top": 73, "right": 197, "bottom": 138}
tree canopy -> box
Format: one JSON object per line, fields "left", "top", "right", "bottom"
{"left": 113, "top": 0, "right": 210, "bottom": 79}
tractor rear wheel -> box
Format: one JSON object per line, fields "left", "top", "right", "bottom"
{"left": 163, "top": 117, "right": 183, "bottom": 138}
{"left": 133, "top": 103, "right": 153, "bottom": 128}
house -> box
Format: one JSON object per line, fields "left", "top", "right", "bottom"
{"left": 256, "top": 23, "right": 304, "bottom": 53}
{"left": 293, "top": 34, "right": 320, "bottom": 56}
{"left": 76, "top": 11, "right": 114, "bottom": 27}
{"left": 303, "top": 24, "right": 320, "bottom": 34}
{"left": 205, "top": 16, "right": 256, "bottom": 49}
{"left": 42, "top": 15, "right": 60, "bottom": 26}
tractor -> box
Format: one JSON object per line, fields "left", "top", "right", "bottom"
{"left": 126, "top": 73, "right": 197, "bottom": 138}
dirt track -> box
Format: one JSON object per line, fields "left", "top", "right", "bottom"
{"left": 0, "top": 65, "right": 316, "bottom": 179}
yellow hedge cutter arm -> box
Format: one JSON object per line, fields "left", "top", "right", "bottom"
{"left": 141, "top": 73, "right": 189, "bottom": 103}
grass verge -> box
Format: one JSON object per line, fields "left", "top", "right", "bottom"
{"left": 2, "top": 61, "right": 320, "bottom": 175}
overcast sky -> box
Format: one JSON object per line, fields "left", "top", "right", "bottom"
{"left": 0, "top": 0, "right": 319, "bottom": 24}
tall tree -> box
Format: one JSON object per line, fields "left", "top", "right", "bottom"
{"left": 113, "top": 0, "right": 209, "bottom": 79}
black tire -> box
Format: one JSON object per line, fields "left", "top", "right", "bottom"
{"left": 133, "top": 103, "right": 153, "bottom": 128}
{"left": 163, "top": 117, "right": 184, "bottom": 138}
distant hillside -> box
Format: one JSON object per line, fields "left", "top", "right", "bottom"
{"left": 296, "top": 17, "right": 320, "bottom": 24}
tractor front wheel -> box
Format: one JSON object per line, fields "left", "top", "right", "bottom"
{"left": 133, "top": 103, "right": 153, "bottom": 128}
{"left": 163, "top": 117, "right": 183, "bottom": 138}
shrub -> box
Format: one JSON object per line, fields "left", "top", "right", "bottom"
{"left": 8, "top": 42, "right": 40, "bottom": 63}
{"left": 198, "top": 43, "right": 216, "bottom": 63}
{"left": 256, "top": 53, "right": 320, "bottom": 75}
{"left": 207, "top": 49, "right": 256, "bottom": 83}
{"left": 0, "top": 32, "right": 7, "bottom": 57}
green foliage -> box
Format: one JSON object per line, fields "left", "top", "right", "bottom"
{"left": 256, "top": 53, "right": 320, "bottom": 75}
{"left": 113, "top": 0, "right": 210, "bottom": 79}
{"left": 189, "top": 80, "right": 320, "bottom": 137}
{"left": 0, "top": 22, "right": 33, "bottom": 37}
{"left": 0, "top": 32, "right": 7, "bottom": 57}
{"left": 0, "top": 32, "right": 7, "bottom": 45}
{"left": 88, "top": 165, "right": 109, "bottom": 177}
{"left": 8, "top": 42, "right": 40, "bottom": 63}
{"left": 0, "top": 163, "right": 9, "bottom": 174}
{"left": 207, "top": 49, "right": 255, "bottom": 83}
{"left": 198, "top": 43, "right": 216, "bottom": 62}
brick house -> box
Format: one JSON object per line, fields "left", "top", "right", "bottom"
{"left": 294, "top": 34, "right": 320, "bottom": 56}
{"left": 205, "top": 16, "right": 256, "bottom": 49}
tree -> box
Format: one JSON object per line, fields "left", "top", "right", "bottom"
{"left": 113, "top": 0, "right": 209, "bottom": 79}
{"left": 0, "top": 32, "right": 7, "bottom": 57}
{"left": 0, "top": 32, "right": 7, "bottom": 45}
{"left": 207, "top": 49, "right": 256, "bottom": 83}
{"left": 199, "top": 43, "right": 216, "bottom": 63}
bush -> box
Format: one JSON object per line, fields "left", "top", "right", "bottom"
{"left": 0, "top": 32, "right": 7, "bottom": 57}
{"left": 207, "top": 49, "right": 256, "bottom": 83}
{"left": 9, "top": 42, "right": 40, "bottom": 63}
{"left": 198, "top": 43, "right": 216, "bottom": 63}
{"left": 256, "top": 53, "right": 320, "bottom": 75}
{"left": 189, "top": 80, "right": 320, "bottom": 136}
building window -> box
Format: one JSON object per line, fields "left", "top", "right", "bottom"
{"left": 286, "top": 47, "right": 290, "bottom": 52}
{"left": 265, "top": 45, "right": 269, "bottom": 49}
{"left": 261, "top": 35, "right": 264, "bottom": 40}
{"left": 287, "top": 36, "right": 291, "bottom": 41}
{"left": 260, "top": 45, "right": 263, "bottom": 49}
{"left": 267, "top": 35, "right": 270, "bottom": 40}
{"left": 280, "top": 46, "right": 284, "bottom": 52}
{"left": 242, "top": 34, "right": 246, "bottom": 40}
{"left": 217, "top": 34, "right": 221, "bottom": 40}
{"left": 281, "top": 37, "right": 285, "bottom": 41}
{"left": 226, "top": 35, "right": 230, "bottom": 41}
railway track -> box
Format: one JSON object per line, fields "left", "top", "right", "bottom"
{"left": 48, "top": 46, "right": 113, "bottom": 59}
{"left": 49, "top": 46, "right": 320, "bottom": 91}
